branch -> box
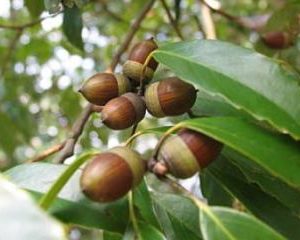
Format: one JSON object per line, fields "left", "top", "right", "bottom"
{"left": 159, "top": 0, "right": 184, "bottom": 40}
{"left": 28, "top": 143, "right": 65, "bottom": 163}
{"left": 0, "top": 12, "right": 62, "bottom": 30}
{"left": 43, "top": 0, "right": 156, "bottom": 164}
{"left": 1, "top": 29, "right": 22, "bottom": 76}
{"left": 109, "top": 0, "right": 156, "bottom": 72}
{"left": 199, "top": 1, "right": 216, "bottom": 39}
{"left": 198, "top": 0, "right": 269, "bottom": 31}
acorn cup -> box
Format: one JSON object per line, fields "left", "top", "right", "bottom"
{"left": 155, "top": 128, "right": 223, "bottom": 179}
{"left": 79, "top": 72, "right": 131, "bottom": 106}
{"left": 144, "top": 77, "right": 197, "bottom": 118}
{"left": 101, "top": 93, "right": 146, "bottom": 130}
{"left": 80, "top": 146, "right": 146, "bottom": 202}
{"left": 123, "top": 38, "right": 158, "bottom": 84}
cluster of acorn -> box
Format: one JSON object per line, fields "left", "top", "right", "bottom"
{"left": 78, "top": 38, "right": 223, "bottom": 203}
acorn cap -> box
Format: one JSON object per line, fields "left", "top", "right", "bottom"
{"left": 80, "top": 147, "right": 145, "bottom": 202}
{"left": 123, "top": 60, "right": 155, "bottom": 84}
{"left": 157, "top": 129, "right": 223, "bottom": 178}
{"left": 145, "top": 77, "right": 197, "bottom": 118}
{"left": 123, "top": 38, "right": 158, "bottom": 84}
{"left": 79, "top": 73, "right": 131, "bottom": 106}
{"left": 101, "top": 93, "right": 146, "bottom": 130}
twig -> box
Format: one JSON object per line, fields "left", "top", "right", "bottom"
{"left": 198, "top": 0, "right": 269, "bottom": 31}
{"left": 1, "top": 29, "right": 22, "bottom": 76}
{"left": 54, "top": 104, "right": 94, "bottom": 163}
{"left": 0, "top": 12, "right": 62, "bottom": 30}
{"left": 109, "top": 0, "right": 156, "bottom": 72}
{"left": 28, "top": 143, "right": 65, "bottom": 163}
{"left": 199, "top": 1, "right": 216, "bottom": 39}
{"left": 52, "top": 0, "right": 155, "bottom": 164}
{"left": 159, "top": 0, "right": 184, "bottom": 40}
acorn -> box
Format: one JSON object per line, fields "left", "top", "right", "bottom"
{"left": 101, "top": 93, "right": 146, "bottom": 130}
{"left": 79, "top": 72, "right": 131, "bottom": 106}
{"left": 261, "top": 31, "right": 292, "bottom": 49}
{"left": 80, "top": 146, "right": 146, "bottom": 202}
{"left": 144, "top": 77, "right": 197, "bottom": 118}
{"left": 155, "top": 128, "right": 223, "bottom": 179}
{"left": 123, "top": 38, "right": 158, "bottom": 84}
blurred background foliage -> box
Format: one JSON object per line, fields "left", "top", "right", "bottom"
{"left": 0, "top": 0, "right": 299, "bottom": 170}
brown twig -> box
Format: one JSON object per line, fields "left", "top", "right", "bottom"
{"left": 198, "top": 0, "right": 269, "bottom": 31}
{"left": 29, "top": 143, "right": 65, "bottom": 163}
{"left": 0, "top": 12, "right": 62, "bottom": 30}
{"left": 109, "top": 0, "right": 156, "bottom": 72}
{"left": 1, "top": 29, "right": 22, "bottom": 76}
{"left": 36, "top": 0, "right": 156, "bottom": 164}
{"left": 54, "top": 104, "right": 94, "bottom": 163}
{"left": 159, "top": 0, "right": 184, "bottom": 40}
{"left": 199, "top": 1, "right": 216, "bottom": 39}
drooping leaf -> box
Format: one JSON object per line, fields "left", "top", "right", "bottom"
{"left": 180, "top": 117, "right": 300, "bottom": 188}
{"left": 199, "top": 206, "right": 286, "bottom": 240}
{"left": 0, "top": 176, "right": 66, "bottom": 240}
{"left": 206, "top": 155, "right": 300, "bottom": 239}
{"left": 5, "top": 163, "right": 129, "bottom": 233}
{"left": 133, "top": 180, "right": 160, "bottom": 229}
{"left": 152, "top": 192, "right": 202, "bottom": 240}
{"left": 200, "top": 171, "right": 233, "bottom": 207}
{"left": 25, "top": 0, "right": 44, "bottom": 17}
{"left": 62, "top": 6, "right": 84, "bottom": 50}
{"left": 153, "top": 40, "right": 300, "bottom": 140}
{"left": 223, "top": 148, "right": 300, "bottom": 215}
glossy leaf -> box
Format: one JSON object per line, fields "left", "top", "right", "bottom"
{"left": 63, "top": 6, "right": 84, "bottom": 50}
{"left": 5, "top": 163, "right": 129, "bottom": 233}
{"left": 207, "top": 155, "right": 300, "bottom": 239}
{"left": 152, "top": 192, "right": 202, "bottom": 240}
{"left": 153, "top": 40, "right": 300, "bottom": 140}
{"left": 133, "top": 180, "right": 160, "bottom": 228}
{"left": 200, "top": 206, "right": 286, "bottom": 240}
{"left": 180, "top": 117, "right": 300, "bottom": 188}
{"left": 25, "top": 0, "right": 44, "bottom": 17}
{"left": 200, "top": 171, "right": 233, "bottom": 207}
{"left": 223, "top": 148, "right": 300, "bottom": 215}
{"left": 0, "top": 176, "right": 66, "bottom": 240}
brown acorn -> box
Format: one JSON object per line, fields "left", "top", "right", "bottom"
{"left": 261, "top": 31, "right": 292, "bottom": 49}
{"left": 101, "top": 93, "right": 146, "bottom": 130}
{"left": 79, "top": 72, "right": 131, "bottom": 106}
{"left": 123, "top": 38, "right": 158, "bottom": 84}
{"left": 144, "top": 77, "right": 197, "bottom": 118}
{"left": 80, "top": 146, "right": 146, "bottom": 202}
{"left": 156, "top": 128, "right": 223, "bottom": 179}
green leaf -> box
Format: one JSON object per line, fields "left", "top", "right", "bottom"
{"left": 103, "top": 231, "right": 122, "bottom": 240}
{"left": 200, "top": 172, "right": 233, "bottom": 207}
{"left": 180, "top": 117, "right": 300, "bottom": 188}
{"left": 224, "top": 148, "right": 300, "bottom": 215}
{"left": 133, "top": 180, "right": 160, "bottom": 229}
{"left": 5, "top": 162, "right": 83, "bottom": 201}
{"left": 199, "top": 206, "right": 286, "bottom": 240}
{"left": 207, "top": 155, "right": 300, "bottom": 239}
{"left": 25, "top": 0, "right": 44, "bottom": 17}
{"left": 138, "top": 221, "right": 166, "bottom": 240}
{"left": 153, "top": 40, "right": 300, "bottom": 140}
{"left": 63, "top": 6, "right": 84, "bottom": 50}
{"left": 152, "top": 192, "right": 202, "bottom": 240}
{"left": 122, "top": 222, "right": 165, "bottom": 240}
{"left": 0, "top": 176, "right": 66, "bottom": 240}
{"left": 5, "top": 163, "right": 129, "bottom": 232}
